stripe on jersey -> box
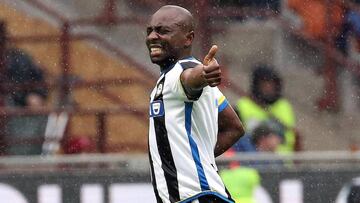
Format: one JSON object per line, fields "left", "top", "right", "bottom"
{"left": 180, "top": 60, "right": 203, "bottom": 100}
{"left": 148, "top": 148, "right": 163, "bottom": 203}
{"left": 178, "top": 191, "right": 234, "bottom": 203}
{"left": 154, "top": 97, "right": 180, "bottom": 202}
{"left": 224, "top": 186, "right": 234, "bottom": 202}
{"left": 218, "top": 98, "right": 229, "bottom": 113}
{"left": 180, "top": 61, "right": 199, "bottom": 70}
{"left": 185, "top": 102, "right": 210, "bottom": 191}
{"left": 218, "top": 95, "right": 226, "bottom": 105}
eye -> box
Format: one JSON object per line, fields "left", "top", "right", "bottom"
{"left": 146, "top": 27, "right": 153, "bottom": 36}
{"left": 147, "top": 26, "right": 171, "bottom": 36}
{"left": 158, "top": 28, "right": 170, "bottom": 35}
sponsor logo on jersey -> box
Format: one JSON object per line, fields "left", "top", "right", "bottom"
{"left": 150, "top": 100, "right": 164, "bottom": 117}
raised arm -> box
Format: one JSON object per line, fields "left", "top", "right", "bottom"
{"left": 180, "top": 45, "right": 221, "bottom": 98}
{"left": 215, "top": 104, "right": 244, "bottom": 157}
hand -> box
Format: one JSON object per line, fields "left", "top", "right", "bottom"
{"left": 202, "top": 45, "right": 221, "bottom": 87}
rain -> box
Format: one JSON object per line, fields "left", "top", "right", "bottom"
{"left": 0, "top": 0, "right": 359, "bottom": 202}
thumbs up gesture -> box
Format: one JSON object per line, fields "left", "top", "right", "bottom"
{"left": 202, "top": 45, "right": 221, "bottom": 87}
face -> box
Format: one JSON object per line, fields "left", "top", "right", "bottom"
{"left": 259, "top": 80, "right": 276, "bottom": 97}
{"left": 146, "top": 9, "right": 192, "bottom": 67}
{"left": 262, "top": 134, "right": 281, "bottom": 152}
{"left": 258, "top": 80, "right": 278, "bottom": 104}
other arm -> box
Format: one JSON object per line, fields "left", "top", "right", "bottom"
{"left": 215, "top": 105, "right": 244, "bottom": 157}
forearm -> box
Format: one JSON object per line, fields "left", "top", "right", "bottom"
{"left": 215, "top": 105, "right": 245, "bottom": 157}
{"left": 214, "top": 129, "right": 243, "bottom": 157}
{"left": 180, "top": 54, "right": 221, "bottom": 93}
{"left": 180, "top": 64, "right": 207, "bottom": 91}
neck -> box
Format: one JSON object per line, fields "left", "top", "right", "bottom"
{"left": 252, "top": 95, "right": 267, "bottom": 108}
{"left": 158, "top": 54, "right": 192, "bottom": 73}
{"left": 158, "top": 58, "right": 177, "bottom": 73}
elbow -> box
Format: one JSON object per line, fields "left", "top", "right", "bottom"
{"left": 226, "top": 122, "right": 244, "bottom": 146}
{"left": 234, "top": 122, "right": 245, "bottom": 140}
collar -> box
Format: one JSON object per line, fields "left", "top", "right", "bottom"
{"left": 160, "top": 56, "right": 195, "bottom": 75}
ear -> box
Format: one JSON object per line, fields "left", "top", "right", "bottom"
{"left": 184, "top": 31, "right": 194, "bottom": 48}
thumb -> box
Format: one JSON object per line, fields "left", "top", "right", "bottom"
{"left": 203, "top": 45, "right": 218, "bottom": 65}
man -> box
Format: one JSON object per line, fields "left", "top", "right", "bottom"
{"left": 0, "top": 21, "right": 47, "bottom": 107}
{"left": 146, "top": 5, "right": 244, "bottom": 203}
{"left": 251, "top": 121, "right": 283, "bottom": 153}
{"left": 0, "top": 21, "right": 48, "bottom": 155}
{"left": 235, "top": 65, "right": 296, "bottom": 152}
{"left": 220, "top": 122, "right": 282, "bottom": 203}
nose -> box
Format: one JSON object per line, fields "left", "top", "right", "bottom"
{"left": 147, "top": 30, "right": 159, "bottom": 41}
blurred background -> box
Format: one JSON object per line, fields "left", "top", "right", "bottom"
{"left": 0, "top": 0, "right": 360, "bottom": 202}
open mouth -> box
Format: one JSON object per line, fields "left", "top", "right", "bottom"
{"left": 150, "top": 47, "right": 163, "bottom": 56}
{"left": 149, "top": 45, "right": 163, "bottom": 57}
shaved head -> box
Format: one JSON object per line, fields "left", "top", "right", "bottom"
{"left": 146, "top": 5, "right": 195, "bottom": 70}
{"left": 154, "top": 5, "right": 195, "bottom": 32}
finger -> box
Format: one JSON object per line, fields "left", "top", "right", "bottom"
{"left": 203, "top": 71, "right": 221, "bottom": 79}
{"left": 203, "top": 63, "right": 220, "bottom": 73}
{"left": 207, "top": 77, "right": 222, "bottom": 83}
{"left": 206, "top": 78, "right": 222, "bottom": 86}
{"left": 203, "top": 45, "right": 218, "bottom": 65}
{"left": 209, "top": 81, "right": 221, "bottom": 87}
{"left": 203, "top": 64, "right": 221, "bottom": 73}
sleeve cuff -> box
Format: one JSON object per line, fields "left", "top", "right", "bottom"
{"left": 218, "top": 98, "right": 229, "bottom": 112}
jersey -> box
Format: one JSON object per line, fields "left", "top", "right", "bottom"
{"left": 148, "top": 56, "right": 233, "bottom": 203}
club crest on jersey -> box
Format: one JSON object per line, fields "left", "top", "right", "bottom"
{"left": 150, "top": 100, "right": 164, "bottom": 117}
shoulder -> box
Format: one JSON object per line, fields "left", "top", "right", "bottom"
{"left": 6, "top": 48, "right": 35, "bottom": 68}
{"left": 178, "top": 57, "right": 201, "bottom": 70}
{"left": 274, "top": 98, "right": 293, "bottom": 107}
{"left": 6, "top": 48, "right": 30, "bottom": 59}
{"left": 165, "top": 57, "right": 201, "bottom": 80}
{"left": 272, "top": 98, "right": 294, "bottom": 112}
{"left": 236, "top": 96, "right": 253, "bottom": 105}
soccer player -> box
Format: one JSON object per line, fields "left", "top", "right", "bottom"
{"left": 147, "top": 5, "right": 244, "bottom": 203}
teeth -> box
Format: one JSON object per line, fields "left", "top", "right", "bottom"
{"left": 150, "top": 47, "right": 162, "bottom": 54}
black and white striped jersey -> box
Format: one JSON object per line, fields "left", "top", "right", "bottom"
{"left": 148, "top": 57, "right": 233, "bottom": 203}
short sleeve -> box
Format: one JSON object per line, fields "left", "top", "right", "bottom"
{"left": 170, "top": 59, "right": 202, "bottom": 102}
{"left": 173, "top": 76, "right": 196, "bottom": 101}
{"left": 214, "top": 87, "right": 229, "bottom": 113}
{"left": 165, "top": 64, "right": 197, "bottom": 102}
